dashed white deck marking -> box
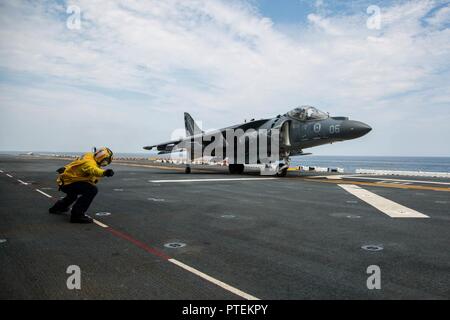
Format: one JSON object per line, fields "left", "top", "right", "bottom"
{"left": 17, "top": 179, "right": 29, "bottom": 185}
{"left": 150, "top": 177, "right": 278, "bottom": 183}
{"left": 35, "top": 189, "right": 53, "bottom": 198}
{"left": 338, "top": 184, "right": 429, "bottom": 218}
{"left": 148, "top": 198, "right": 165, "bottom": 202}
{"left": 6, "top": 174, "right": 13, "bottom": 178}
{"left": 93, "top": 219, "right": 109, "bottom": 228}
{"left": 168, "top": 258, "right": 259, "bottom": 300}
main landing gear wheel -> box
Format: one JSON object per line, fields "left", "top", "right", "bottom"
{"left": 185, "top": 167, "right": 191, "bottom": 174}
{"left": 229, "top": 164, "right": 244, "bottom": 174}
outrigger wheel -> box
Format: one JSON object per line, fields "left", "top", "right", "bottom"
{"left": 185, "top": 166, "right": 191, "bottom": 174}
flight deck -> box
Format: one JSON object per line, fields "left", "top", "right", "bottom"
{"left": 0, "top": 155, "right": 449, "bottom": 299}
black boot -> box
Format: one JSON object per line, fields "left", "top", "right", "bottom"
{"left": 49, "top": 201, "right": 70, "bottom": 214}
{"left": 70, "top": 214, "right": 93, "bottom": 224}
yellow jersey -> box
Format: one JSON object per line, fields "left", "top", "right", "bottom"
{"left": 57, "top": 152, "right": 105, "bottom": 186}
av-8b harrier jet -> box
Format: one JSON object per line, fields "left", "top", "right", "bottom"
{"left": 144, "top": 106, "right": 371, "bottom": 176}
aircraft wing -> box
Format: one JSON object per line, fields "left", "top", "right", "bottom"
{"left": 143, "top": 139, "right": 182, "bottom": 152}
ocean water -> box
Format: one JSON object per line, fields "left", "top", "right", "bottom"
{"left": 1, "top": 151, "right": 449, "bottom": 174}
{"left": 290, "top": 156, "right": 450, "bottom": 173}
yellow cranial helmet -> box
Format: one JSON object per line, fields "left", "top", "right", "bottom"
{"left": 94, "top": 147, "right": 113, "bottom": 166}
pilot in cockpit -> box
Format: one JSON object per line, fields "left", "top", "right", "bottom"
{"left": 287, "top": 106, "right": 328, "bottom": 121}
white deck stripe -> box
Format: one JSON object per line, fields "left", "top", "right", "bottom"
{"left": 93, "top": 219, "right": 109, "bottom": 228}
{"left": 338, "top": 184, "right": 429, "bottom": 218}
{"left": 0, "top": 170, "right": 3, "bottom": 173}
{"left": 168, "top": 258, "right": 259, "bottom": 300}
{"left": 6, "top": 174, "right": 13, "bottom": 178}
{"left": 35, "top": 189, "right": 53, "bottom": 198}
{"left": 17, "top": 179, "right": 29, "bottom": 185}
{"left": 150, "top": 178, "right": 277, "bottom": 183}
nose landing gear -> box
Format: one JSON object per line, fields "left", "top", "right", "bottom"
{"left": 276, "top": 163, "right": 288, "bottom": 177}
{"left": 276, "top": 156, "right": 290, "bottom": 177}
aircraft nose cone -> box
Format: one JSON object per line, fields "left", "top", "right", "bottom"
{"left": 355, "top": 121, "right": 372, "bottom": 136}
{"left": 341, "top": 120, "right": 372, "bottom": 140}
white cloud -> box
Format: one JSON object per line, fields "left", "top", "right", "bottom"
{"left": 0, "top": 0, "right": 449, "bottom": 155}
{"left": 427, "top": 4, "right": 450, "bottom": 27}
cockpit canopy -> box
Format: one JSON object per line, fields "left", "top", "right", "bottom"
{"left": 287, "top": 106, "right": 329, "bottom": 121}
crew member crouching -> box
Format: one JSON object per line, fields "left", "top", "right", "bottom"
{"left": 49, "top": 147, "right": 114, "bottom": 223}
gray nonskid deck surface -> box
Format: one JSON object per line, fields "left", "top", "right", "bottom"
{"left": 0, "top": 155, "right": 449, "bottom": 299}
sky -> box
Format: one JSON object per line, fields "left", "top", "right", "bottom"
{"left": 0, "top": 0, "right": 449, "bottom": 156}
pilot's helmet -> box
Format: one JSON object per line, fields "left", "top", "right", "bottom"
{"left": 298, "top": 108, "right": 306, "bottom": 119}
{"left": 94, "top": 147, "right": 113, "bottom": 167}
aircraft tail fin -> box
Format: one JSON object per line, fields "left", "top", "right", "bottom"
{"left": 184, "top": 112, "right": 203, "bottom": 137}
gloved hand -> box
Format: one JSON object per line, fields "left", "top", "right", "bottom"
{"left": 56, "top": 167, "right": 66, "bottom": 174}
{"left": 104, "top": 169, "right": 115, "bottom": 177}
